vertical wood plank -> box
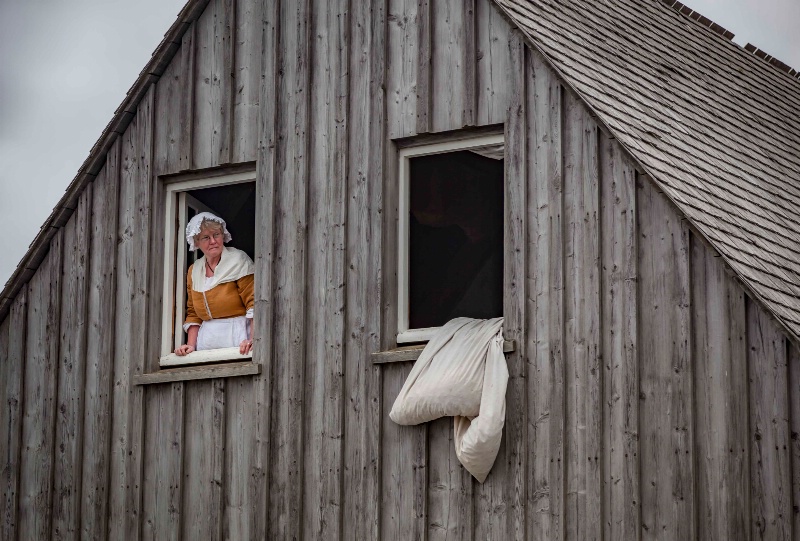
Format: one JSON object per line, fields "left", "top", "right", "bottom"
{"left": 431, "top": 0, "right": 466, "bottom": 132}
{"left": 599, "top": 135, "right": 641, "bottom": 541}
{"left": 342, "top": 0, "right": 385, "bottom": 538}
{"left": 747, "top": 300, "right": 792, "bottom": 541}
{"left": 179, "top": 25, "right": 196, "bottom": 170}
{"left": 638, "top": 175, "right": 695, "bottom": 541}
{"left": 268, "top": 0, "right": 311, "bottom": 538}
{"left": 1, "top": 292, "right": 27, "bottom": 541}
{"left": 381, "top": 363, "right": 427, "bottom": 541}
{"left": 563, "top": 89, "right": 601, "bottom": 541}
{"left": 302, "top": 0, "right": 348, "bottom": 538}
{"left": 154, "top": 44, "right": 184, "bottom": 175}
{"left": 462, "top": 0, "right": 477, "bottom": 128}
{"left": 476, "top": 0, "right": 512, "bottom": 126}
{"left": 789, "top": 343, "right": 800, "bottom": 539}
{"left": 193, "top": 0, "right": 234, "bottom": 168}
{"left": 427, "top": 419, "right": 473, "bottom": 540}
{"left": 249, "top": 0, "right": 280, "bottom": 537}
{"left": 386, "top": 0, "right": 418, "bottom": 138}
{"left": 142, "top": 382, "right": 184, "bottom": 541}
{"left": 80, "top": 144, "right": 120, "bottom": 541}
{"left": 222, "top": 377, "right": 253, "bottom": 541}
{"left": 182, "top": 380, "right": 225, "bottom": 541}
{"left": 51, "top": 187, "right": 92, "bottom": 541}
{"left": 525, "top": 48, "right": 563, "bottom": 541}
{"left": 18, "top": 231, "right": 63, "bottom": 541}
{"left": 692, "top": 238, "right": 750, "bottom": 541}
{"left": 108, "top": 88, "right": 154, "bottom": 541}
{"left": 415, "top": 0, "right": 431, "bottom": 133}
{"left": 232, "top": 0, "right": 263, "bottom": 162}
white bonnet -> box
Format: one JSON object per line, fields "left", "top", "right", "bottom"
{"left": 186, "top": 212, "right": 233, "bottom": 251}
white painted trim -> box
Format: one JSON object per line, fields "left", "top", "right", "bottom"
{"left": 396, "top": 134, "right": 505, "bottom": 343}
{"left": 160, "top": 347, "right": 253, "bottom": 367}
{"left": 159, "top": 170, "right": 257, "bottom": 365}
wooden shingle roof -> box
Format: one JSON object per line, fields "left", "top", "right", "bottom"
{"left": 494, "top": 0, "right": 800, "bottom": 339}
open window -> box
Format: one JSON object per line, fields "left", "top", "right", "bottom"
{"left": 160, "top": 170, "right": 256, "bottom": 366}
{"left": 397, "top": 134, "right": 504, "bottom": 344}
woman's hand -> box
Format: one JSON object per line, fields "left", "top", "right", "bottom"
{"left": 239, "top": 338, "right": 253, "bottom": 355}
{"left": 175, "top": 344, "right": 196, "bottom": 356}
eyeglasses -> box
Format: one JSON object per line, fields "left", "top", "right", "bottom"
{"left": 197, "top": 232, "right": 223, "bottom": 243}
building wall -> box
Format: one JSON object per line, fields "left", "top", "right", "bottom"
{"left": 1, "top": 0, "right": 799, "bottom": 540}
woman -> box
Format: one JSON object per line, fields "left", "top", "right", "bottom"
{"left": 174, "top": 212, "right": 255, "bottom": 356}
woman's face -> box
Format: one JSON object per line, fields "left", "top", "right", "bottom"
{"left": 195, "top": 226, "right": 224, "bottom": 259}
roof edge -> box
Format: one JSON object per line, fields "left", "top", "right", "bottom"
{"left": 490, "top": 0, "right": 800, "bottom": 349}
{"left": 0, "top": 0, "right": 210, "bottom": 322}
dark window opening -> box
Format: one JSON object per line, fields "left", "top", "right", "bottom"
{"left": 409, "top": 150, "right": 504, "bottom": 329}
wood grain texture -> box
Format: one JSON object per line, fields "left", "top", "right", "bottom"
{"left": 476, "top": 0, "right": 513, "bottom": 126}
{"left": 232, "top": 0, "right": 263, "bottom": 163}
{"left": 18, "top": 230, "right": 62, "bottom": 541}
{"left": 182, "top": 380, "right": 225, "bottom": 541}
{"left": 692, "top": 237, "right": 750, "bottom": 541}
{"left": 431, "top": 0, "right": 468, "bottom": 133}
{"left": 386, "top": 0, "right": 419, "bottom": 138}
{"left": 1, "top": 292, "right": 26, "bottom": 541}
{"left": 381, "top": 363, "right": 427, "bottom": 541}
{"left": 154, "top": 42, "right": 185, "bottom": 175}
{"left": 179, "top": 24, "right": 196, "bottom": 170}
{"left": 427, "top": 418, "right": 473, "bottom": 540}
{"left": 341, "top": 0, "right": 386, "bottom": 538}
{"left": 789, "top": 343, "right": 800, "bottom": 539}
{"left": 599, "top": 133, "right": 640, "bottom": 541}
{"left": 747, "top": 299, "right": 792, "bottom": 541}
{"left": 524, "top": 48, "right": 563, "bottom": 541}
{"left": 637, "top": 174, "right": 695, "bottom": 541}
{"left": 51, "top": 186, "right": 92, "bottom": 541}
{"left": 222, "top": 377, "right": 253, "bottom": 540}
{"left": 562, "top": 88, "right": 601, "bottom": 541}
{"left": 80, "top": 143, "right": 120, "bottom": 541}
{"left": 415, "top": 0, "right": 431, "bottom": 133}
{"left": 108, "top": 89, "right": 154, "bottom": 541}
{"left": 268, "top": 0, "right": 311, "bottom": 538}
{"left": 193, "top": 0, "right": 234, "bottom": 168}
{"left": 302, "top": 0, "right": 348, "bottom": 537}
{"left": 134, "top": 361, "right": 260, "bottom": 385}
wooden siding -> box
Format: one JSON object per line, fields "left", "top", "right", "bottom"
{"left": 1, "top": 0, "right": 799, "bottom": 540}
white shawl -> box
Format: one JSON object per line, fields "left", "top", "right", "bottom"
{"left": 191, "top": 246, "right": 254, "bottom": 292}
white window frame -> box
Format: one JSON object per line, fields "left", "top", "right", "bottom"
{"left": 159, "top": 170, "right": 257, "bottom": 367}
{"left": 397, "top": 133, "right": 505, "bottom": 344}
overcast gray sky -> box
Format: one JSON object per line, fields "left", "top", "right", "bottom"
{"left": 1, "top": 0, "right": 798, "bottom": 288}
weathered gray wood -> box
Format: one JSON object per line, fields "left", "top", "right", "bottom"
{"left": 179, "top": 24, "right": 196, "bottom": 170}
{"left": 599, "top": 133, "right": 640, "bottom": 540}
{"left": 222, "top": 377, "right": 253, "bottom": 540}
{"left": 154, "top": 43, "right": 185, "bottom": 175}
{"left": 341, "top": 0, "right": 385, "bottom": 537}
{"left": 142, "top": 382, "right": 184, "bottom": 541}
{"left": 476, "top": 0, "right": 512, "bottom": 125}
{"left": 427, "top": 418, "right": 473, "bottom": 540}
{"left": 381, "top": 363, "right": 427, "bottom": 541}
{"left": 431, "top": 0, "right": 468, "bottom": 132}
{"left": 747, "top": 300, "right": 792, "bottom": 541}
{"left": 248, "top": 0, "right": 280, "bottom": 537}
{"left": 371, "top": 340, "right": 517, "bottom": 363}
{"left": 562, "top": 87, "right": 601, "bottom": 541}
{"left": 80, "top": 143, "right": 120, "bottom": 541}
{"left": 52, "top": 185, "right": 92, "bottom": 541}
{"left": 637, "top": 175, "right": 695, "bottom": 541}
{"left": 182, "top": 380, "right": 225, "bottom": 540}
{"left": 108, "top": 89, "right": 154, "bottom": 541}
{"left": 523, "top": 48, "right": 566, "bottom": 541}
{"left": 692, "top": 237, "right": 750, "bottom": 541}
{"left": 789, "top": 343, "right": 800, "bottom": 539}
{"left": 302, "top": 1, "right": 348, "bottom": 537}
{"left": 18, "top": 230, "right": 62, "bottom": 541}
{"left": 415, "top": 0, "right": 431, "bottom": 133}
{"left": 268, "top": 0, "right": 311, "bottom": 538}
{"left": 134, "top": 361, "right": 261, "bottom": 385}
{"left": 193, "top": 0, "right": 234, "bottom": 168}
{"left": 232, "top": 0, "right": 262, "bottom": 163}
{"left": 386, "top": 0, "right": 418, "bottom": 138}
{"left": 1, "top": 292, "right": 26, "bottom": 541}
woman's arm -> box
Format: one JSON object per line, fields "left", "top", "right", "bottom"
{"left": 175, "top": 324, "right": 200, "bottom": 356}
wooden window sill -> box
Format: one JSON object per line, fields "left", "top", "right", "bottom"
{"left": 133, "top": 361, "right": 260, "bottom": 385}
{"left": 371, "top": 340, "right": 516, "bottom": 364}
